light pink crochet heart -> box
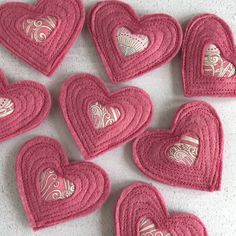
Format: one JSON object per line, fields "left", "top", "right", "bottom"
{"left": 16, "top": 136, "right": 110, "bottom": 230}
{"left": 89, "top": 1, "right": 183, "bottom": 84}
{"left": 133, "top": 101, "right": 224, "bottom": 191}
{"left": 59, "top": 73, "right": 153, "bottom": 159}
{"left": 0, "top": 0, "right": 85, "bottom": 76}
{"left": 182, "top": 14, "right": 236, "bottom": 96}
{"left": 115, "top": 183, "right": 208, "bottom": 236}
{"left": 0, "top": 70, "right": 51, "bottom": 142}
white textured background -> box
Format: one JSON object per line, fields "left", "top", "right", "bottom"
{"left": 0, "top": 0, "right": 236, "bottom": 235}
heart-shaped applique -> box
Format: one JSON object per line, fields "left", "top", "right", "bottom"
{"left": 16, "top": 136, "right": 110, "bottom": 230}
{"left": 182, "top": 14, "right": 236, "bottom": 96}
{"left": 0, "top": 70, "right": 51, "bottom": 142}
{"left": 115, "top": 183, "right": 208, "bottom": 236}
{"left": 132, "top": 101, "right": 223, "bottom": 191}
{"left": 0, "top": 0, "right": 85, "bottom": 76}
{"left": 88, "top": 1, "right": 183, "bottom": 84}
{"left": 59, "top": 73, "right": 153, "bottom": 159}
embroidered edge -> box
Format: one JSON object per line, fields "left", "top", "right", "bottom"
{"left": 132, "top": 101, "right": 224, "bottom": 192}
{"left": 115, "top": 182, "right": 208, "bottom": 236}
{"left": 88, "top": 0, "right": 183, "bottom": 84}
{"left": 59, "top": 73, "right": 153, "bottom": 160}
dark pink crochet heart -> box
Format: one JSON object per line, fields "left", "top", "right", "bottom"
{"left": 16, "top": 136, "right": 110, "bottom": 230}
{"left": 0, "top": 70, "right": 51, "bottom": 142}
{"left": 59, "top": 73, "right": 153, "bottom": 159}
{"left": 133, "top": 101, "right": 224, "bottom": 191}
{"left": 88, "top": 1, "right": 183, "bottom": 84}
{"left": 0, "top": 0, "right": 85, "bottom": 76}
{"left": 115, "top": 182, "right": 208, "bottom": 236}
{"left": 182, "top": 14, "right": 236, "bottom": 96}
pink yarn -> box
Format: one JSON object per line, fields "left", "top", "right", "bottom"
{"left": 182, "top": 14, "right": 236, "bottom": 96}
{"left": 88, "top": 0, "right": 183, "bottom": 84}
{"left": 115, "top": 182, "right": 208, "bottom": 236}
{"left": 59, "top": 73, "right": 153, "bottom": 159}
{"left": 16, "top": 136, "right": 110, "bottom": 230}
{"left": 0, "top": 70, "right": 51, "bottom": 142}
{"left": 0, "top": 0, "right": 85, "bottom": 76}
{"left": 133, "top": 101, "right": 224, "bottom": 191}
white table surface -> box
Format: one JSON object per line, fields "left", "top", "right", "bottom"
{"left": 0, "top": 0, "right": 236, "bottom": 235}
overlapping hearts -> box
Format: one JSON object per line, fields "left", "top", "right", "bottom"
{"left": 115, "top": 183, "right": 208, "bottom": 236}
{"left": 16, "top": 136, "right": 110, "bottom": 230}
{"left": 133, "top": 101, "right": 223, "bottom": 191}
{"left": 59, "top": 73, "right": 153, "bottom": 159}
{"left": 0, "top": 70, "right": 51, "bottom": 142}
{"left": 0, "top": 0, "right": 85, "bottom": 76}
{"left": 89, "top": 0, "right": 183, "bottom": 83}
{"left": 182, "top": 14, "right": 236, "bottom": 96}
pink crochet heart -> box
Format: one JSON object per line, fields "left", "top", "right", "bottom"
{"left": 133, "top": 101, "right": 224, "bottom": 191}
{"left": 115, "top": 182, "right": 208, "bottom": 236}
{"left": 0, "top": 70, "right": 51, "bottom": 142}
{"left": 182, "top": 14, "right": 236, "bottom": 96}
{"left": 88, "top": 1, "right": 183, "bottom": 84}
{"left": 16, "top": 136, "right": 110, "bottom": 230}
{"left": 0, "top": 0, "right": 85, "bottom": 76}
{"left": 59, "top": 73, "right": 153, "bottom": 159}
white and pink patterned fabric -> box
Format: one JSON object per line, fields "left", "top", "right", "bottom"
{"left": 40, "top": 168, "right": 75, "bottom": 202}
{"left": 22, "top": 16, "right": 57, "bottom": 43}
{"left": 168, "top": 135, "right": 199, "bottom": 166}
{"left": 116, "top": 27, "right": 149, "bottom": 56}
{"left": 139, "top": 217, "right": 172, "bottom": 236}
{"left": 0, "top": 98, "right": 14, "bottom": 118}
{"left": 89, "top": 102, "right": 121, "bottom": 129}
{"left": 203, "top": 44, "right": 235, "bottom": 78}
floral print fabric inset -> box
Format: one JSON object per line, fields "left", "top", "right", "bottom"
{"left": 139, "top": 217, "right": 172, "bottom": 236}
{"left": 40, "top": 168, "right": 75, "bottom": 202}
{"left": 168, "top": 135, "right": 199, "bottom": 166}
{"left": 22, "top": 16, "right": 57, "bottom": 43}
{"left": 116, "top": 27, "right": 149, "bottom": 56}
{"left": 0, "top": 98, "right": 14, "bottom": 118}
{"left": 89, "top": 102, "right": 121, "bottom": 129}
{"left": 203, "top": 44, "right": 235, "bottom": 78}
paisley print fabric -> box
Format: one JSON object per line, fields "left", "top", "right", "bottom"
{"left": 139, "top": 217, "right": 172, "bottom": 236}
{"left": 40, "top": 168, "right": 75, "bottom": 202}
{"left": 89, "top": 102, "right": 121, "bottom": 129}
{"left": 203, "top": 44, "right": 235, "bottom": 78}
{"left": 169, "top": 135, "right": 199, "bottom": 166}
{"left": 0, "top": 98, "right": 14, "bottom": 118}
{"left": 22, "top": 16, "right": 57, "bottom": 43}
{"left": 116, "top": 27, "right": 149, "bottom": 56}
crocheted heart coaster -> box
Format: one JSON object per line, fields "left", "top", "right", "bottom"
{"left": 115, "top": 182, "right": 208, "bottom": 236}
{"left": 182, "top": 14, "right": 236, "bottom": 96}
{"left": 0, "top": 70, "right": 51, "bottom": 142}
{"left": 88, "top": 1, "right": 183, "bottom": 84}
{"left": 133, "top": 101, "right": 224, "bottom": 191}
{"left": 59, "top": 73, "right": 153, "bottom": 159}
{"left": 0, "top": 0, "right": 85, "bottom": 76}
{"left": 16, "top": 136, "right": 110, "bottom": 230}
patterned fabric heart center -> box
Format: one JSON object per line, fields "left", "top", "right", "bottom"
{"left": 139, "top": 217, "right": 172, "bottom": 236}
{"left": 89, "top": 102, "right": 121, "bottom": 129}
{"left": 21, "top": 16, "right": 58, "bottom": 43}
{"left": 168, "top": 135, "right": 199, "bottom": 166}
{"left": 40, "top": 168, "right": 75, "bottom": 202}
{"left": 0, "top": 98, "right": 14, "bottom": 118}
{"left": 203, "top": 44, "right": 236, "bottom": 78}
{"left": 116, "top": 27, "right": 149, "bottom": 56}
